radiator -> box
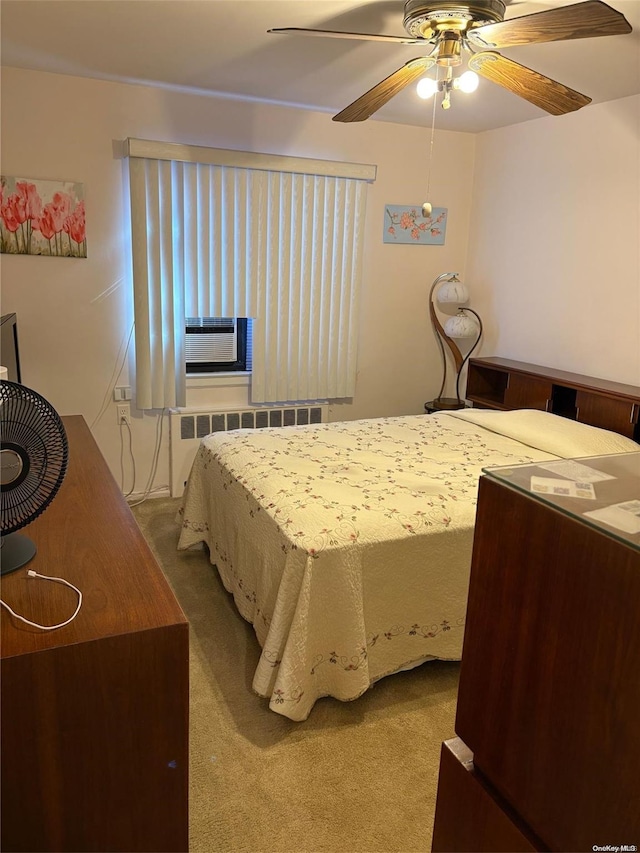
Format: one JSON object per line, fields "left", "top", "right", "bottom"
{"left": 169, "top": 404, "right": 328, "bottom": 497}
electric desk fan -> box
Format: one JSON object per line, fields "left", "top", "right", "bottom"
{"left": 0, "top": 380, "right": 69, "bottom": 575}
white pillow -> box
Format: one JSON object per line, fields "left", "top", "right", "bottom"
{"left": 446, "top": 408, "right": 640, "bottom": 458}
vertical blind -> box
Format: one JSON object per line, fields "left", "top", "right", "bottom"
{"left": 126, "top": 139, "right": 375, "bottom": 409}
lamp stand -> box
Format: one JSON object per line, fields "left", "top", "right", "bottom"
{"left": 454, "top": 307, "right": 483, "bottom": 402}
{"left": 425, "top": 274, "right": 482, "bottom": 412}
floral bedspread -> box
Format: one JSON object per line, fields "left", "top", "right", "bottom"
{"left": 177, "top": 411, "right": 562, "bottom": 720}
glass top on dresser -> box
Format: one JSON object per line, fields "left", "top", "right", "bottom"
{"left": 483, "top": 452, "right": 640, "bottom": 552}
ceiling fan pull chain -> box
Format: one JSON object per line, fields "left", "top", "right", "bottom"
{"left": 423, "top": 71, "right": 439, "bottom": 218}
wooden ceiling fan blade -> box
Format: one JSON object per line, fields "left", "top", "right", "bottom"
{"left": 468, "top": 52, "right": 592, "bottom": 115}
{"left": 268, "top": 27, "right": 423, "bottom": 45}
{"left": 468, "top": 1, "right": 632, "bottom": 49}
{"left": 333, "top": 57, "right": 436, "bottom": 123}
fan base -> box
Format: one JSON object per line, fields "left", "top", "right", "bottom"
{"left": 1, "top": 532, "right": 37, "bottom": 575}
{"left": 403, "top": 0, "right": 506, "bottom": 38}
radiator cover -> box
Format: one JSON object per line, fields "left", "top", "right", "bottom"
{"left": 169, "top": 404, "right": 327, "bottom": 497}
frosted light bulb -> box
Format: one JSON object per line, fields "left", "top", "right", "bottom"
{"left": 422, "top": 202, "right": 432, "bottom": 217}
{"left": 457, "top": 71, "right": 479, "bottom": 93}
{"left": 417, "top": 77, "right": 438, "bottom": 100}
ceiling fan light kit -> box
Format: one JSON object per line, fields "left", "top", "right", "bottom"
{"left": 416, "top": 67, "right": 479, "bottom": 108}
{"left": 269, "top": 1, "right": 632, "bottom": 121}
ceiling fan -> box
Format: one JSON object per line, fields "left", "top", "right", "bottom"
{"left": 268, "top": 1, "right": 632, "bottom": 121}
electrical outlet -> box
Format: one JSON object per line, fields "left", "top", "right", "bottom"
{"left": 116, "top": 404, "right": 131, "bottom": 425}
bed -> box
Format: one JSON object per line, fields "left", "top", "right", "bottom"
{"left": 177, "top": 407, "right": 639, "bottom": 721}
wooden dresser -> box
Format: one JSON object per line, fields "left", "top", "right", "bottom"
{"left": 432, "top": 452, "right": 640, "bottom": 852}
{"left": 1, "top": 416, "right": 189, "bottom": 853}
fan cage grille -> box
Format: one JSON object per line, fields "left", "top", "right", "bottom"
{"left": 1, "top": 381, "right": 69, "bottom": 535}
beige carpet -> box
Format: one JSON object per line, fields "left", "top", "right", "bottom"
{"left": 132, "top": 497, "right": 460, "bottom": 853}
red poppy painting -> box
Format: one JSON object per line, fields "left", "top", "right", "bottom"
{"left": 0, "top": 176, "right": 87, "bottom": 258}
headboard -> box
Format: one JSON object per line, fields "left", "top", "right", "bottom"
{"left": 466, "top": 357, "right": 640, "bottom": 442}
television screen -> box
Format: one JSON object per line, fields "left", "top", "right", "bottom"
{"left": 0, "top": 313, "right": 22, "bottom": 383}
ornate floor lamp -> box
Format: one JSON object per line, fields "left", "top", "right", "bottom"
{"left": 425, "top": 272, "right": 483, "bottom": 412}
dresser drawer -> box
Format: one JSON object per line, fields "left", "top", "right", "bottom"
{"left": 432, "top": 738, "right": 540, "bottom": 853}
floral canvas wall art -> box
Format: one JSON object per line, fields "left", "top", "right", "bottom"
{"left": 0, "top": 177, "right": 86, "bottom": 258}
{"left": 383, "top": 205, "right": 447, "bottom": 245}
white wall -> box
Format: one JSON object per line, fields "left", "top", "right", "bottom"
{"left": 465, "top": 94, "right": 640, "bottom": 386}
{"left": 0, "top": 67, "right": 475, "bottom": 493}
{"left": 5, "top": 67, "right": 636, "bottom": 497}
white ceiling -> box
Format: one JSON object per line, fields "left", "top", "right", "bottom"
{"left": 1, "top": 0, "right": 639, "bottom": 133}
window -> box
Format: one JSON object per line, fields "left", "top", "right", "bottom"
{"left": 185, "top": 317, "right": 252, "bottom": 374}
{"left": 127, "top": 138, "right": 376, "bottom": 409}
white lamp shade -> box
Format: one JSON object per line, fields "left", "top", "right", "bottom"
{"left": 437, "top": 279, "right": 469, "bottom": 305}
{"left": 444, "top": 312, "right": 479, "bottom": 339}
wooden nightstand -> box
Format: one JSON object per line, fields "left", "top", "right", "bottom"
{"left": 424, "top": 398, "right": 467, "bottom": 413}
